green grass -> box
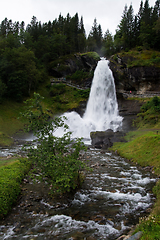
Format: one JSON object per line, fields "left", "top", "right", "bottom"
{"left": 0, "top": 99, "right": 26, "bottom": 136}
{"left": 117, "top": 49, "right": 160, "bottom": 68}
{"left": 0, "top": 157, "right": 17, "bottom": 167}
{"left": 0, "top": 132, "right": 14, "bottom": 147}
{"left": 0, "top": 158, "right": 32, "bottom": 219}
{"left": 112, "top": 131, "right": 160, "bottom": 173}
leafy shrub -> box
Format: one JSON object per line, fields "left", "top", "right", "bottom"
{"left": 21, "top": 93, "right": 88, "bottom": 193}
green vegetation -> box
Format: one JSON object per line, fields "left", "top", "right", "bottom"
{"left": 0, "top": 1, "right": 159, "bottom": 103}
{"left": 0, "top": 158, "right": 31, "bottom": 219}
{"left": 81, "top": 52, "right": 100, "bottom": 61}
{"left": 116, "top": 49, "right": 160, "bottom": 68}
{"left": 0, "top": 100, "right": 27, "bottom": 139}
{"left": 0, "top": 132, "right": 14, "bottom": 147}
{"left": 20, "top": 93, "right": 88, "bottom": 194}
{"left": 41, "top": 83, "right": 89, "bottom": 113}
{"left": 134, "top": 96, "right": 160, "bottom": 128}
{"left": 111, "top": 96, "right": 160, "bottom": 239}
{"left": 114, "top": 1, "right": 160, "bottom": 53}
{"left": 0, "top": 83, "right": 90, "bottom": 146}
{"left": 68, "top": 70, "right": 93, "bottom": 83}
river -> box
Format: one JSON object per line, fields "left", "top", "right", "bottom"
{"left": 0, "top": 58, "right": 157, "bottom": 239}
{"left": 0, "top": 147, "right": 157, "bottom": 240}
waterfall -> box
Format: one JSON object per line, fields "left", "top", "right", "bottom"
{"left": 55, "top": 58, "right": 123, "bottom": 141}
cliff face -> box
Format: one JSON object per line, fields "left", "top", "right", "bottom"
{"left": 49, "top": 53, "right": 100, "bottom": 88}
{"left": 109, "top": 56, "right": 160, "bottom": 94}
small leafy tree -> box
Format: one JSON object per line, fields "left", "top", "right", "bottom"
{"left": 21, "top": 92, "right": 87, "bottom": 193}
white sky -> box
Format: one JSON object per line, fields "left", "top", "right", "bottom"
{"left": 0, "top": 0, "right": 156, "bottom": 36}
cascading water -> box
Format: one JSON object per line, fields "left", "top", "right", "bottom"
{"left": 55, "top": 58, "right": 123, "bottom": 140}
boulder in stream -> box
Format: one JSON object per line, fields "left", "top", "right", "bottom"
{"left": 90, "top": 129, "right": 126, "bottom": 149}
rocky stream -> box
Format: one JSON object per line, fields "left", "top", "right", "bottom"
{"left": 0, "top": 58, "right": 158, "bottom": 239}
{"left": 0, "top": 145, "right": 157, "bottom": 240}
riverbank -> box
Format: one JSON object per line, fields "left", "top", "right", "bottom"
{"left": 111, "top": 129, "right": 160, "bottom": 239}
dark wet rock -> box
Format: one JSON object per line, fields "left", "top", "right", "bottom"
{"left": 49, "top": 53, "right": 99, "bottom": 88}
{"left": 109, "top": 55, "right": 160, "bottom": 94}
{"left": 90, "top": 129, "right": 126, "bottom": 149}
{"left": 126, "top": 231, "right": 143, "bottom": 240}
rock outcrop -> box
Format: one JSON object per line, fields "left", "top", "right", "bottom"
{"left": 49, "top": 53, "right": 100, "bottom": 88}
{"left": 109, "top": 56, "right": 160, "bottom": 94}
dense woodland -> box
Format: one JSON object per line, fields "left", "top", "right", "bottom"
{"left": 0, "top": 0, "right": 160, "bottom": 101}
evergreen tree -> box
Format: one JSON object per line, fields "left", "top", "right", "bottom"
{"left": 87, "top": 18, "right": 103, "bottom": 53}
{"left": 102, "top": 29, "right": 115, "bottom": 56}
{"left": 139, "top": 0, "right": 152, "bottom": 47}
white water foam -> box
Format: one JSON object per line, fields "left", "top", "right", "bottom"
{"left": 31, "top": 214, "right": 120, "bottom": 238}
{"left": 54, "top": 59, "right": 123, "bottom": 141}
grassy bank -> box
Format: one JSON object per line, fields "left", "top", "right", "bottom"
{"left": 111, "top": 97, "right": 160, "bottom": 239}
{"left": 0, "top": 157, "right": 32, "bottom": 219}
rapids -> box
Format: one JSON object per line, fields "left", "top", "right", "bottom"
{"left": 0, "top": 149, "right": 157, "bottom": 239}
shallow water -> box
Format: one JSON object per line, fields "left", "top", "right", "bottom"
{"left": 0, "top": 148, "right": 157, "bottom": 240}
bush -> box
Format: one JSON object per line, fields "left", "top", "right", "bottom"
{"left": 21, "top": 93, "right": 88, "bottom": 193}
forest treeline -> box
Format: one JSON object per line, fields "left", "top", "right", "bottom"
{"left": 0, "top": 0, "right": 160, "bottom": 101}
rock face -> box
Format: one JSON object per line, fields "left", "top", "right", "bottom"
{"left": 90, "top": 129, "right": 126, "bottom": 149}
{"left": 49, "top": 53, "right": 100, "bottom": 88}
{"left": 109, "top": 56, "right": 160, "bottom": 94}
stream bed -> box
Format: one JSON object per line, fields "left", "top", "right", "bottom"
{"left": 0, "top": 148, "right": 157, "bottom": 240}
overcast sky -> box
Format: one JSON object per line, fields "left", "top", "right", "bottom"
{"left": 0, "top": 0, "right": 156, "bottom": 36}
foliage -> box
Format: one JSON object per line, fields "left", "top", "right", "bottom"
{"left": 0, "top": 45, "right": 42, "bottom": 101}
{"left": 135, "top": 97, "right": 160, "bottom": 128}
{"left": 137, "top": 215, "right": 160, "bottom": 240}
{"left": 0, "top": 158, "right": 31, "bottom": 219}
{"left": 114, "top": 49, "right": 160, "bottom": 68}
{"left": 87, "top": 18, "right": 103, "bottom": 54}
{"left": 69, "top": 70, "right": 91, "bottom": 82}
{"left": 114, "top": 1, "right": 160, "bottom": 52}
{"left": 0, "top": 99, "right": 27, "bottom": 136}
{"left": 21, "top": 93, "right": 87, "bottom": 193}
{"left": 0, "top": 1, "right": 160, "bottom": 103}
{"left": 0, "top": 132, "right": 14, "bottom": 147}
{"left": 81, "top": 52, "right": 100, "bottom": 61}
